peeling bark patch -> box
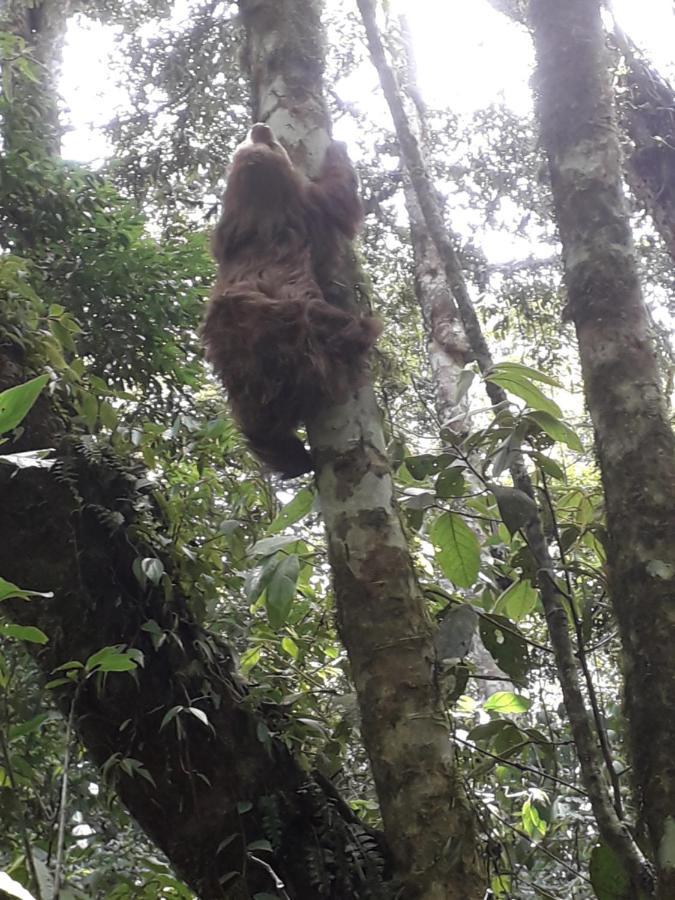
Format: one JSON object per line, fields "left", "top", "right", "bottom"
{"left": 361, "top": 544, "right": 412, "bottom": 587}
{"left": 333, "top": 444, "right": 389, "bottom": 501}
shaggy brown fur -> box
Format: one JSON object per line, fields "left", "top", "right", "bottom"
{"left": 201, "top": 123, "right": 381, "bottom": 477}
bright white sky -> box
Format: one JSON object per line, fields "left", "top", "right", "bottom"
{"left": 60, "top": 0, "right": 675, "bottom": 162}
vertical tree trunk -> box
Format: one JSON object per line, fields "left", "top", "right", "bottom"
{"left": 397, "top": 16, "right": 472, "bottom": 437}
{"left": 357, "top": 0, "right": 653, "bottom": 891}
{"left": 531, "top": 0, "right": 675, "bottom": 894}
{"left": 486, "top": 0, "right": 675, "bottom": 268}
{"left": 239, "top": 2, "right": 486, "bottom": 897}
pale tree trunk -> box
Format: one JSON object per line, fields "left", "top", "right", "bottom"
{"left": 396, "top": 16, "right": 472, "bottom": 438}
{"left": 530, "top": 0, "right": 675, "bottom": 895}
{"left": 357, "top": 0, "right": 654, "bottom": 891}
{"left": 486, "top": 0, "right": 675, "bottom": 268}
{"left": 240, "top": 2, "right": 486, "bottom": 898}
{"left": 395, "top": 17, "right": 512, "bottom": 697}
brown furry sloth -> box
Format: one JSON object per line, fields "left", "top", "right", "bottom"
{"left": 201, "top": 123, "right": 381, "bottom": 477}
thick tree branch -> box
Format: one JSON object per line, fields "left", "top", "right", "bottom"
{"left": 0, "top": 423, "right": 387, "bottom": 899}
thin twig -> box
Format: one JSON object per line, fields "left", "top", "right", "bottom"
{"left": 52, "top": 695, "right": 75, "bottom": 899}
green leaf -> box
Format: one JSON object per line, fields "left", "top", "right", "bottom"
{"left": 267, "top": 487, "right": 314, "bottom": 534}
{"left": 521, "top": 798, "right": 547, "bottom": 839}
{"left": 281, "top": 636, "right": 299, "bottom": 659}
{"left": 430, "top": 512, "right": 480, "bottom": 588}
{"left": 491, "top": 484, "right": 538, "bottom": 535}
{"left": 0, "top": 577, "right": 52, "bottom": 602}
{"left": 266, "top": 554, "right": 299, "bottom": 629}
{"left": 467, "top": 720, "right": 514, "bottom": 744}
{"left": 495, "top": 580, "right": 538, "bottom": 622}
{"left": 479, "top": 614, "right": 530, "bottom": 684}
{"left": 9, "top": 714, "right": 48, "bottom": 740}
{"left": 527, "top": 411, "right": 583, "bottom": 451}
{"left": 160, "top": 706, "right": 183, "bottom": 730}
{"left": 435, "top": 467, "right": 466, "bottom": 499}
{"left": 247, "top": 840, "right": 273, "bottom": 853}
{"left": 532, "top": 451, "right": 565, "bottom": 481}
{"left": 489, "top": 361, "right": 562, "bottom": 388}
{"left": 487, "top": 371, "right": 562, "bottom": 418}
{"left": 0, "top": 375, "right": 49, "bottom": 435}
{"left": 85, "top": 646, "right": 139, "bottom": 673}
{"left": 0, "top": 624, "right": 48, "bottom": 644}
{"left": 483, "top": 691, "right": 531, "bottom": 715}
{"left": 250, "top": 534, "right": 299, "bottom": 558}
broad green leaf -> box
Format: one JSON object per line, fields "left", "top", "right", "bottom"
{"left": 86, "top": 646, "right": 139, "bottom": 673}
{"left": 531, "top": 451, "right": 565, "bottom": 481}
{"left": 527, "top": 410, "right": 583, "bottom": 451}
{"left": 479, "top": 613, "right": 530, "bottom": 684}
{"left": 521, "top": 798, "right": 547, "bottom": 839}
{"left": 489, "top": 361, "right": 562, "bottom": 388}
{"left": 487, "top": 371, "right": 562, "bottom": 418}
{"left": 281, "top": 636, "right": 299, "bottom": 659}
{"left": 267, "top": 487, "right": 314, "bottom": 535}
{"left": 493, "top": 723, "right": 528, "bottom": 756}
{"left": 0, "top": 577, "right": 52, "bottom": 602}
{"left": 406, "top": 452, "right": 454, "bottom": 481}
{"left": 240, "top": 646, "right": 262, "bottom": 672}
{"left": 266, "top": 554, "right": 299, "bottom": 629}
{"left": 250, "top": 534, "right": 298, "bottom": 558}
{"left": 435, "top": 467, "right": 466, "bottom": 499}
{"left": 483, "top": 691, "right": 531, "bottom": 715}
{"left": 0, "top": 624, "right": 48, "bottom": 644}
{"left": 0, "top": 374, "right": 49, "bottom": 434}
{"left": 430, "top": 512, "right": 480, "bottom": 588}
{"left": 495, "top": 580, "right": 538, "bottom": 621}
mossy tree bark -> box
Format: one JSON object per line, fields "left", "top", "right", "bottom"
{"left": 239, "top": 1, "right": 486, "bottom": 897}
{"left": 531, "top": 0, "right": 675, "bottom": 894}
